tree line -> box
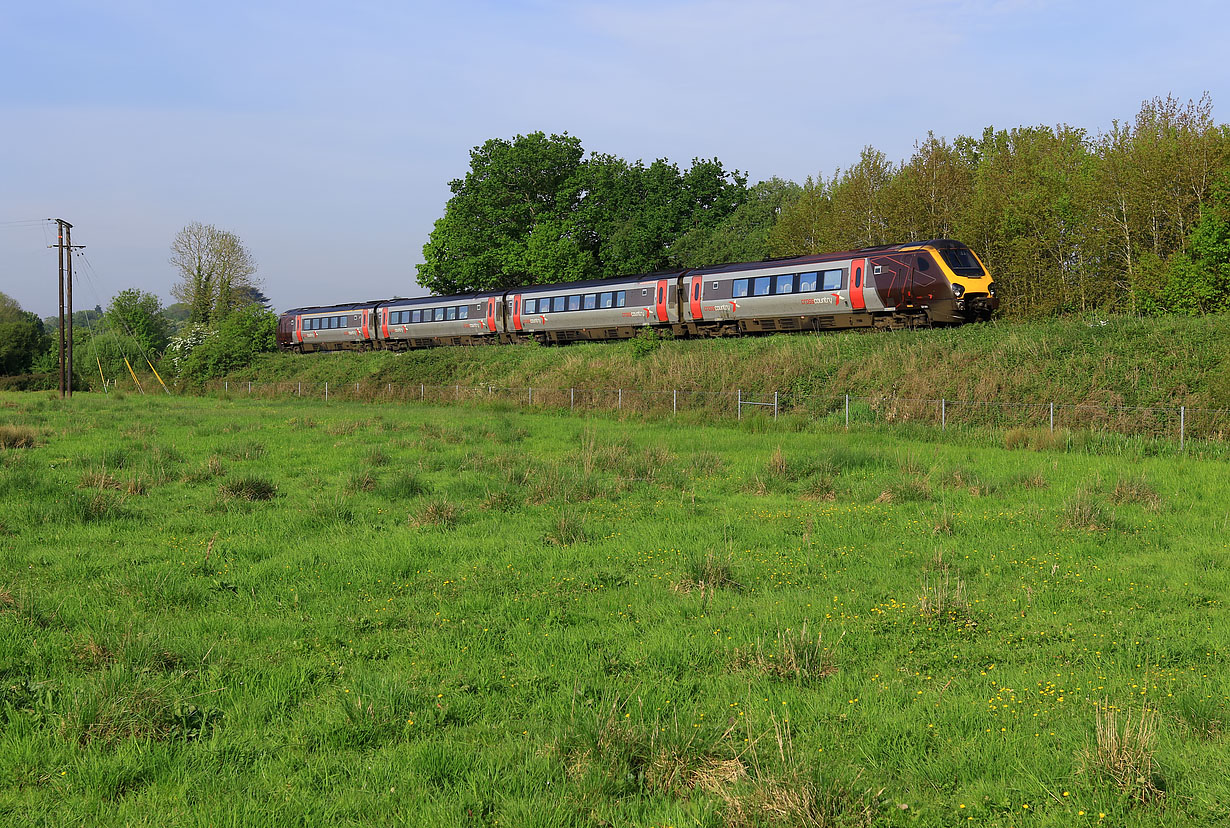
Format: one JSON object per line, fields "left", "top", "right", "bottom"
{"left": 418, "top": 95, "right": 1230, "bottom": 318}
{"left": 0, "top": 222, "right": 277, "bottom": 389}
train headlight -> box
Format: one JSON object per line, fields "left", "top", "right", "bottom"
{"left": 951, "top": 282, "right": 965, "bottom": 298}
{"left": 988, "top": 282, "right": 997, "bottom": 298}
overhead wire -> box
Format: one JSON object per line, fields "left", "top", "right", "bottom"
{"left": 74, "top": 250, "right": 169, "bottom": 394}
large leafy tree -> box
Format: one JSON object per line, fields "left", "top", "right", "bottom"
{"left": 417, "top": 132, "right": 588, "bottom": 294}
{"left": 418, "top": 134, "right": 749, "bottom": 293}
{"left": 170, "top": 222, "right": 260, "bottom": 324}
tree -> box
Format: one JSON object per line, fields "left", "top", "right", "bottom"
{"left": 105, "top": 288, "right": 170, "bottom": 355}
{"left": 417, "top": 133, "right": 749, "bottom": 293}
{"left": 670, "top": 177, "right": 802, "bottom": 267}
{"left": 0, "top": 291, "right": 52, "bottom": 376}
{"left": 170, "top": 222, "right": 259, "bottom": 324}
{"left": 417, "top": 132, "right": 588, "bottom": 294}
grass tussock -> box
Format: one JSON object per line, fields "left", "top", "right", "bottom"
{"left": 674, "top": 552, "right": 743, "bottom": 597}
{"left": 346, "top": 469, "right": 378, "bottom": 493}
{"left": 918, "top": 565, "right": 971, "bottom": 623}
{"left": 0, "top": 425, "right": 40, "bottom": 448}
{"left": 219, "top": 476, "right": 277, "bottom": 501}
{"left": 79, "top": 470, "right": 148, "bottom": 496}
{"left": 1077, "top": 703, "right": 1166, "bottom": 805}
{"left": 1111, "top": 475, "right": 1161, "bottom": 509}
{"left": 1062, "top": 489, "right": 1114, "bottom": 531}
{"left": 545, "top": 511, "right": 588, "bottom": 546}
{"left": 380, "top": 473, "right": 431, "bottom": 500}
{"left": 409, "top": 498, "right": 460, "bottom": 528}
{"left": 875, "top": 476, "right": 932, "bottom": 504}
{"left": 731, "top": 623, "right": 837, "bottom": 683}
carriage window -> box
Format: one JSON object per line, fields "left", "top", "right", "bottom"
{"left": 584, "top": 294, "right": 597, "bottom": 309}
{"left": 600, "top": 292, "right": 613, "bottom": 308}
{"left": 753, "top": 276, "right": 771, "bottom": 296}
{"left": 411, "top": 310, "right": 420, "bottom": 323}
{"left": 732, "top": 279, "right": 749, "bottom": 298}
{"left": 799, "top": 272, "right": 818, "bottom": 292}
{"left": 776, "top": 274, "right": 794, "bottom": 294}
{"left": 693, "top": 282, "right": 701, "bottom": 300}
{"left": 459, "top": 306, "right": 469, "bottom": 319}
{"left": 524, "top": 298, "right": 536, "bottom": 314}
{"left": 434, "top": 308, "right": 444, "bottom": 321}
{"left": 552, "top": 296, "right": 565, "bottom": 313}
{"left": 616, "top": 291, "right": 627, "bottom": 307}
{"left": 657, "top": 286, "right": 664, "bottom": 304}
{"left": 446, "top": 307, "right": 457, "bottom": 321}
{"left": 821, "top": 269, "right": 844, "bottom": 291}
{"left": 568, "top": 295, "right": 581, "bottom": 311}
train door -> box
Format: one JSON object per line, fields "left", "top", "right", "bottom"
{"left": 361, "top": 310, "right": 370, "bottom": 340}
{"left": 512, "top": 294, "right": 523, "bottom": 331}
{"left": 655, "top": 279, "right": 669, "bottom": 323}
{"left": 689, "top": 275, "right": 703, "bottom": 321}
{"left": 380, "top": 308, "right": 389, "bottom": 339}
{"left": 849, "top": 258, "right": 867, "bottom": 311}
{"left": 486, "top": 298, "right": 497, "bottom": 332}
{"left": 295, "top": 315, "right": 303, "bottom": 345}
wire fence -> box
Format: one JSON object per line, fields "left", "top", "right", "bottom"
{"left": 204, "top": 379, "right": 1230, "bottom": 446}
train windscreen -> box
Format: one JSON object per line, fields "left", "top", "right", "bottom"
{"left": 939, "top": 247, "right": 986, "bottom": 277}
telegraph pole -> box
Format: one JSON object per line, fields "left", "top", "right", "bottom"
{"left": 51, "top": 219, "right": 83, "bottom": 398}
{"left": 57, "top": 221, "right": 65, "bottom": 397}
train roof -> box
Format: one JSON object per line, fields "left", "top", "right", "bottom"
{"left": 280, "top": 300, "right": 382, "bottom": 316}
{"left": 513, "top": 269, "right": 688, "bottom": 295}
{"left": 688, "top": 239, "right": 974, "bottom": 276}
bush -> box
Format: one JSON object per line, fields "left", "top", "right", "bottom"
{"left": 169, "top": 305, "right": 277, "bottom": 384}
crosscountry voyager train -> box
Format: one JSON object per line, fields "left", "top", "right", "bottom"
{"left": 276, "top": 240, "right": 997, "bottom": 352}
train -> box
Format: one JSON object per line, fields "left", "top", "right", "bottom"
{"left": 275, "top": 239, "right": 997, "bottom": 352}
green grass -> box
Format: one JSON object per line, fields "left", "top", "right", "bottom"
{"left": 0, "top": 391, "right": 1228, "bottom": 826}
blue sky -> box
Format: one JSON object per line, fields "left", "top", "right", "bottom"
{"left": 2, "top": 0, "right": 1226, "bottom": 317}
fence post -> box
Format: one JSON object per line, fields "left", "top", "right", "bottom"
{"left": 248, "top": 381, "right": 251, "bottom": 394}
{"left": 420, "top": 384, "right": 424, "bottom": 400}
{"left": 224, "top": 381, "right": 228, "bottom": 393}
{"left": 737, "top": 389, "right": 742, "bottom": 420}
{"left": 570, "top": 387, "right": 574, "bottom": 411}
{"left": 618, "top": 389, "right": 622, "bottom": 410}
{"left": 1050, "top": 402, "right": 1054, "bottom": 433}
{"left": 941, "top": 398, "right": 946, "bottom": 430}
{"left": 528, "top": 387, "right": 532, "bottom": 406}
{"left": 1180, "top": 405, "right": 1185, "bottom": 450}
{"left": 774, "top": 391, "right": 778, "bottom": 421}
{"left": 455, "top": 384, "right": 459, "bottom": 400}
{"left": 325, "top": 382, "right": 328, "bottom": 401}
{"left": 297, "top": 382, "right": 301, "bottom": 397}
{"left": 845, "top": 394, "right": 849, "bottom": 429}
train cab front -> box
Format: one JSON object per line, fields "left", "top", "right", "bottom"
{"left": 928, "top": 241, "right": 997, "bottom": 321}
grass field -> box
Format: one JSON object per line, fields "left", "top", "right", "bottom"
{"left": 1, "top": 392, "right": 1227, "bottom": 827}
